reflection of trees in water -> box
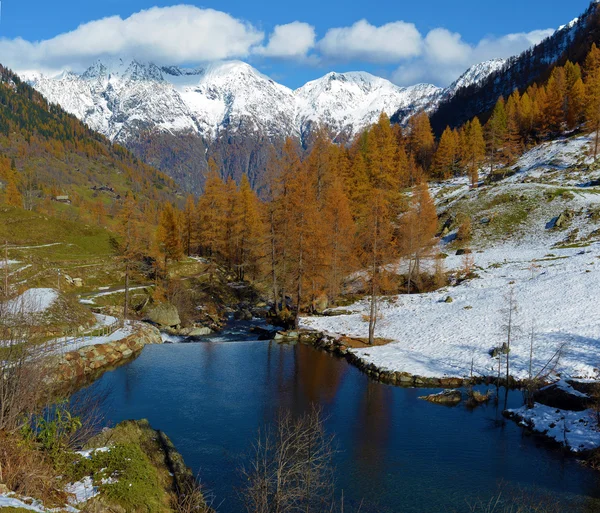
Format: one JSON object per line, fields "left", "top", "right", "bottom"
{"left": 294, "top": 344, "right": 347, "bottom": 405}
{"left": 353, "top": 380, "right": 393, "bottom": 486}
{"left": 264, "top": 342, "right": 347, "bottom": 416}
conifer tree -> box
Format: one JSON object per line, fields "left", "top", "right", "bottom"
{"left": 233, "top": 174, "right": 265, "bottom": 281}
{"left": 114, "top": 193, "right": 144, "bottom": 324}
{"left": 485, "top": 97, "right": 508, "bottom": 173}
{"left": 4, "top": 173, "right": 22, "bottom": 208}
{"left": 182, "top": 195, "right": 196, "bottom": 257}
{"left": 399, "top": 182, "right": 438, "bottom": 293}
{"left": 322, "top": 176, "right": 356, "bottom": 300}
{"left": 432, "top": 126, "right": 459, "bottom": 179}
{"left": 407, "top": 111, "right": 435, "bottom": 171}
{"left": 156, "top": 202, "right": 183, "bottom": 268}
{"left": 462, "top": 118, "right": 486, "bottom": 187}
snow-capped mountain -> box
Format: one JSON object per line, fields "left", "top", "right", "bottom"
{"left": 23, "top": 58, "right": 500, "bottom": 146}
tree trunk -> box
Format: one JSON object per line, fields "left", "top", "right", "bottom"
{"left": 123, "top": 263, "right": 130, "bottom": 327}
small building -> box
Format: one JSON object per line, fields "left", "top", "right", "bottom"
{"left": 53, "top": 195, "right": 71, "bottom": 204}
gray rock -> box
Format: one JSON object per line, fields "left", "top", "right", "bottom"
{"left": 147, "top": 303, "right": 181, "bottom": 327}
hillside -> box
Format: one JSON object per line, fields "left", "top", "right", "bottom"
{"left": 428, "top": 1, "right": 600, "bottom": 133}
{"left": 0, "top": 65, "right": 178, "bottom": 211}
{"left": 302, "top": 132, "right": 600, "bottom": 382}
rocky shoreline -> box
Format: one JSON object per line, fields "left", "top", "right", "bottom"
{"left": 298, "top": 330, "right": 471, "bottom": 388}
{"left": 49, "top": 322, "right": 163, "bottom": 384}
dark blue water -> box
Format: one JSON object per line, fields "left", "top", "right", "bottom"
{"left": 75, "top": 323, "right": 600, "bottom": 513}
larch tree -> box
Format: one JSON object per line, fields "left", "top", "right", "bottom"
{"left": 357, "top": 188, "right": 395, "bottom": 345}
{"left": 432, "top": 126, "right": 459, "bottom": 180}
{"left": 4, "top": 173, "right": 22, "bottom": 208}
{"left": 233, "top": 174, "right": 265, "bottom": 281}
{"left": 398, "top": 182, "right": 439, "bottom": 294}
{"left": 485, "top": 97, "right": 507, "bottom": 173}
{"left": 196, "top": 171, "right": 228, "bottom": 258}
{"left": 322, "top": 176, "right": 357, "bottom": 301}
{"left": 114, "top": 193, "right": 144, "bottom": 324}
{"left": 407, "top": 111, "right": 436, "bottom": 172}
{"left": 182, "top": 195, "right": 196, "bottom": 257}
{"left": 505, "top": 91, "right": 523, "bottom": 162}
{"left": 156, "top": 202, "right": 183, "bottom": 269}
{"left": 462, "top": 118, "right": 486, "bottom": 188}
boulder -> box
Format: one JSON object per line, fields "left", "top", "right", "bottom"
{"left": 456, "top": 248, "right": 472, "bottom": 256}
{"left": 313, "top": 295, "right": 329, "bottom": 314}
{"left": 147, "top": 303, "right": 181, "bottom": 327}
{"left": 187, "top": 327, "right": 213, "bottom": 337}
{"left": 420, "top": 390, "right": 462, "bottom": 405}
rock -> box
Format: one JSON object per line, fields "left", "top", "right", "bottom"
{"left": 313, "top": 295, "right": 329, "bottom": 314}
{"left": 553, "top": 210, "right": 574, "bottom": 230}
{"left": 147, "top": 303, "right": 181, "bottom": 327}
{"left": 456, "top": 248, "right": 472, "bottom": 256}
{"left": 420, "top": 390, "right": 462, "bottom": 405}
{"left": 444, "top": 296, "right": 453, "bottom": 303}
{"left": 187, "top": 327, "right": 213, "bottom": 337}
{"left": 73, "top": 278, "right": 84, "bottom": 288}
{"left": 480, "top": 217, "right": 491, "bottom": 225}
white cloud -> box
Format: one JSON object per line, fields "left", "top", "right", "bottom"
{"left": 318, "top": 20, "right": 423, "bottom": 63}
{"left": 0, "top": 5, "right": 264, "bottom": 73}
{"left": 257, "top": 22, "right": 316, "bottom": 59}
{"left": 392, "top": 28, "right": 554, "bottom": 86}
{"left": 0, "top": 4, "right": 556, "bottom": 88}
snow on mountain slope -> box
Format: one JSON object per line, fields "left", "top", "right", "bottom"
{"left": 23, "top": 57, "right": 501, "bottom": 145}
{"left": 444, "top": 59, "right": 506, "bottom": 96}
{"left": 295, "top": 72, "right": 441, "bottom": 139}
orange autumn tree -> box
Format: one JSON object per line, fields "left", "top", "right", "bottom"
{"left": 398, "top": 182, "right": 439, "bottom": 294}
{"left": 356, "top": 114, "right": 402, "bottom": 344}
{"left": 233, "top": 174, "right": 265, "bottom": 281}
{"left": 156, "top": 202, "right": 183, "bottom": 268}
{"left": 114, "top": 192, "right": 145, "bottom": 324}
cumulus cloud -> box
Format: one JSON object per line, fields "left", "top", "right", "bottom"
{"left": 256, "top": 22, "right": 316, "bottom": 59}
{"left": 0, "top": 4, "right": 555, "bottom": 88}
{"left": 392, "top": 28, "right": 554, "bottom": 86}
{"left": 318, "top": 20, "right": 423, "bottom": 63}
{"left": 0, "top": 5, "right": 264, "bottom": 73}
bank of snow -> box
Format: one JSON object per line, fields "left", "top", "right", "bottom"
{"left": 507, "top": 404, "right": 600, "bottom": 452}
{"left": 301, "top": 243, "right": 600, "bottom": 381}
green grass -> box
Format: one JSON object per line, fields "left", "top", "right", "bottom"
{"left": 69, "top": 443, "right": 165, "bottom": 513}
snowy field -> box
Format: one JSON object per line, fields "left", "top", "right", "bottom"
{"left": 301, "top": 242, "right": 600, "bottom": 380}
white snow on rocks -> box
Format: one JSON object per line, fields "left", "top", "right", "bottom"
{"left": 508, "top": 403, "right": 600, "bottom": 452}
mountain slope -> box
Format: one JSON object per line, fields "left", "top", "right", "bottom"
{"left": 428, "top": 1, "right": 600, "bottom": 133}
{"left": 0, "top": 64, "right": 177, "bottom": 209}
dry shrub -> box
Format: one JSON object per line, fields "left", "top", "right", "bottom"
{"left": 0, "top": 432, "right": 65, "bottom": 506}
{"left": 240, "top": 407, "right": 336, "bottom": 513}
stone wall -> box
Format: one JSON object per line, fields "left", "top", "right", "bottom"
{"left": 299, "top": 330, "right": 472, "bottom": 389}
{"left": 51, "top": 322, "right": 162, "bottom": 384}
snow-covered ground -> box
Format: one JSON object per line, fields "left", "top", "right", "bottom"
{"left": 5, "top": 288, "right": 58, "bottom": 314}
{"left": 508, "top": 403, "right": 600, "bottom": 452}
{"left": 302, "top": 243, "right": 600, "bottom": 380}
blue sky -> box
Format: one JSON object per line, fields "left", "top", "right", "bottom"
{"left": 0, "top": 0, "right": 594, "bottom": 88}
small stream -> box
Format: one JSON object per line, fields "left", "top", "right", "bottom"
{"left": 74, "top": 319, "right": 600, "bottom": 513}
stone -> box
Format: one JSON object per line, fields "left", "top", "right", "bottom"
{"left": 456, "top": 248, "right": 472, "bottom": 256}
{"left": 420, "top": 390, "right": 462, "bottom": 405}
{"left": 313, "top": 295, "right": 329, "bottom": 314}
{"left": 147, "top": 302, "right": 181, "bottom": 327}
{"left": 187, "top": 327, "right": 213, "bottom": 337}
{"left": 73, "top": 278, "right": 84, "bottom": 288}
{"left": 444, "top": 296, "right": 453, "bottom": 303}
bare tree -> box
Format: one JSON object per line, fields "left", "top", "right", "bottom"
{"left": 500, "top": 286, "right": 520, "bottom": 407}
{"left": 0, "top": 293, "right": 49, "bottom": 433}
{"left": 240, "top": 407, "right": 336, "bottom": 513}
